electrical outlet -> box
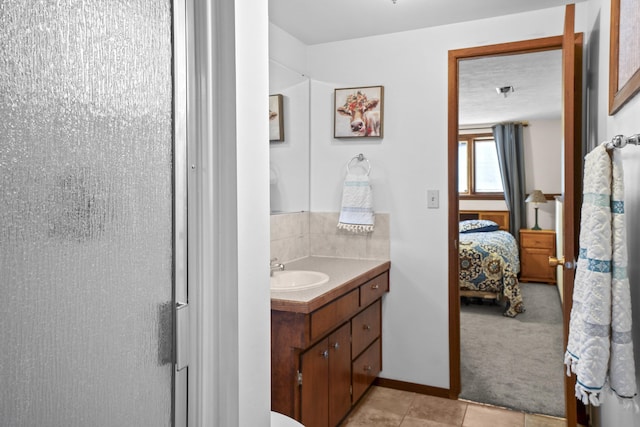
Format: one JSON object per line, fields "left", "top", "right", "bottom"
{"left": 427, "top": 190, "right": 439, "bottom": 208}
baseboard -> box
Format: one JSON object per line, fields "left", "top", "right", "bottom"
{"left": 373, "top": 377, "right": 451, "bottom": 399}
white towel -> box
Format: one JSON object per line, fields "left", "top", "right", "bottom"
{"left": 610, "top": 147, "right": 637, "bottom": 409}
{"left": 565, "top": 142, "right": 638, "bottom": 410}
{"left": 337, "top": 173, "right": 374, "bottom": 232}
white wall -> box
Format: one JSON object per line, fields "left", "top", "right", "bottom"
{"left": 306, "top": 5, "right": 587, "bottom": 388}
{"left": 584, "top": 0, "right": 640, "bottom": 424}
{"left": 524, "top": 118, "right": 563, "bottom": 230}
{"left": 236, "top": 0, "right": 271, "bottom": 424}
{"left": 269, "top": 23, "right": 308, "bottom": 75}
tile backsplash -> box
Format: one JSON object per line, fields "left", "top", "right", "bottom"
{"left": 270, "top": 212, "right": 310, "bottom": 263}
{"left": 270, "top": 212, "right": 390, "bottom": 263}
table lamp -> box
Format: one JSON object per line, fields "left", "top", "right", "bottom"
{"left": 525, "top": 190, "right": 547, "bottom": 230}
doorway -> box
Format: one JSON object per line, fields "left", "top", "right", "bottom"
{"left": 447, "top": 23, "right": 583, "bottom": 426}
{"left": 456, "top": 50, "right": 565, "bottom": 416}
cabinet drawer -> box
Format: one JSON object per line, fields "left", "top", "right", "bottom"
{"left": 360, "top": 272, "right": 389, "bottom": 307}
{"left": 351, "top": 300, "right": 381, "bottom": 358}
{"left": 352, "top": 338, "right": 381, "bottom": 403}
{"left": 310, "top": 289, "right": 359, "bottom": 341}
{"left": 521, "top": 232, "right": 555, "bottom": 249}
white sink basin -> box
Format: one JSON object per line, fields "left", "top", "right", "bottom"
{"left": 270, "top": 270, "right": 330, "bottom": 291}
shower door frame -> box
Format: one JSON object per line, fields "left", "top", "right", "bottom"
{"left": 181, "top": 0, "right": 245, "bottom": 425}
{"left": 173, "top": 0, "right": 188, "bottom": 425}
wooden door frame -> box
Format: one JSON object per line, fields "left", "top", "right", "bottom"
{"left": 561, "top": 6, "right": 585, "bottom": 425}
{"left": 447, "top": 34, "right": 582, "bottom": 424}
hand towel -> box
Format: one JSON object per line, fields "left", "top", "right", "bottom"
{"left": 337, "top": 173, "right": 374, "bottom": 232}
{"left": 564, "top": 142, "right": 637, "bottom": 410}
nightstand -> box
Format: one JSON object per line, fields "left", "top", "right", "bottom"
{"left": 519, "top": 229, "right": 556, "bottom": 284}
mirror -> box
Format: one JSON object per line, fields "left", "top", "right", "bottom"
{"left": 269, "top": 60, "right": 310, "bottom": 214}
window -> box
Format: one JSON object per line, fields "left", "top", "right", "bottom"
{"left": 458, "top": 134, "right": 504, "bottom": 198}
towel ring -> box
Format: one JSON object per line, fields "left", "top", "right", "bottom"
{"left": 346, "top": 153, "right": 371, "bottom": 176}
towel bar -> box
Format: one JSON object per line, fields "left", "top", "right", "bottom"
{"left": 606, "top": 134, "right": 640, "bottom": 150}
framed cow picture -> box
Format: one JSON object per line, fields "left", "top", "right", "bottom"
{"left": 609, "top": 0, "right": 640, "bottom": 115}
{"left": 269, "top": 94, "right": 284, "bottom": 142}
{"left": 334, "top": 85, "right": 384, "bottom": 138}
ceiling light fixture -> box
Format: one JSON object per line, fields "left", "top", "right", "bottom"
{"left": 495, "top": 86, "right": 514, "bottom": 98}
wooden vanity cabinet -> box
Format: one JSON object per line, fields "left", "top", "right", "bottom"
{"left": 301, "top": 322, "right": 351, "bottom": 427}
{"left": 271, "top": 266, "right": 389, "bottom": 427}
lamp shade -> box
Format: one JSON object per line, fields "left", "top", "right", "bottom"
{"left": 525, "top": 190, "right": 547, "bottom": 204}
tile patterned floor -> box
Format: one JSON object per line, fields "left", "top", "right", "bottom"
{"left": 340, "top": 386, "right": 566, "bottom": 427}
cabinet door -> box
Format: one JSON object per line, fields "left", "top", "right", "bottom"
{"left": 329, "top": 323, "right": 352, "bottom": 427}
{"left": 522, "top": 247, "right": 556, "bottom": 283}
{"left": 301, "top": 339, "right": 329, "bottom": 427}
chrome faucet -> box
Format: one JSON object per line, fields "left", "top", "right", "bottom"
{"left": 270, "top": 258, "right": 285, "bottom": 276}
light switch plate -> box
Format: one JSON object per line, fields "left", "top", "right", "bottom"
{"left": 427, "top": 190, "right": 439, "bottom": 208}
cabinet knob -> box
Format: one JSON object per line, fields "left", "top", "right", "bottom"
{"left": 320, "top": 350, "right": 329, "bottom": 359}
{"left": 371, "top": 283, "right": 379, "bottom": 290}
{"left": 363, "top": 324, "right": 371, "bottom": 331}
{"left": 363, "top": 365, "right": 372, "bottom": 372}
{"left": 332, "top": 342, "right": 340, "bottom": 350}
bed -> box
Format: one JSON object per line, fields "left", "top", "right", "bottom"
{"left": 458, "top": 211, "right": 524, "bottom": 317}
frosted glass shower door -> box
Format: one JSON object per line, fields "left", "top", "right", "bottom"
{"left": 1, "top": 1, "right": 177, "bottom": 426}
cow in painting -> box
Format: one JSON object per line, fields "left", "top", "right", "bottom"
{"left": 336, "top": 91, "right": 381, "bottom": 137}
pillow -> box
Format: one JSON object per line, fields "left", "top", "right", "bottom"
{"left": 459, "top": 219, "right": 499, "bottom": 233}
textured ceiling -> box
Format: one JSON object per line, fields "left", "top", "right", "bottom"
{"left": 459, "top": 50, "right": 562, "bottom": 125}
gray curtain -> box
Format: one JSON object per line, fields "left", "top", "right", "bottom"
{"left": 492, "top": 123, "right": 526, "bottom": 237}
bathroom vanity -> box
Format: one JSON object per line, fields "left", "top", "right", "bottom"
{"left": 271, "top": 257, "right": 390, "bottom": 427}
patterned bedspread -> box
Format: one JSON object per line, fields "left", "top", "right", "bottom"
{"left": 459, "top": 230, "right": 524, "bottom": 317}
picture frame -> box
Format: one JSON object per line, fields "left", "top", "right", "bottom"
{"left": 269, "top": 94, "right": 284, "bottom": 141}
{"left": 334, "top": 86, "right": 384, "bottom": 138}
{"left": 609, "top": 0, "right": 640, "bottom": 115}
